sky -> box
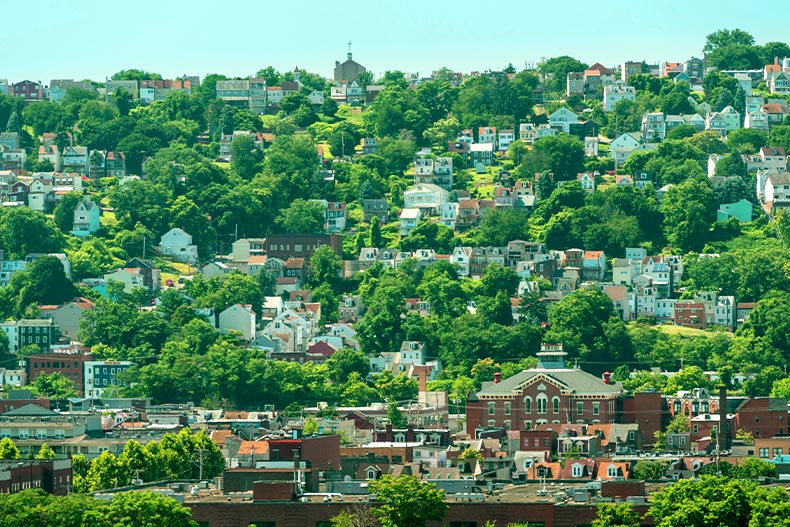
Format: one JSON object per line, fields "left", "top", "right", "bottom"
{"left": 2, "top": 0, "right": 789, "bottom": 84}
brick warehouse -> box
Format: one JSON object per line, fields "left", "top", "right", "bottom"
{"left": 186, "top": 500, "right": 653, "bottom": 527}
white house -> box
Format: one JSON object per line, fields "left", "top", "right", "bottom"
{"left": 440, "top": 202, "right": 459, "bottom": 229}
{"left": 603, "top": 81, "right": 635, "bottom": 111}
{"left": 158, "top": 227, "right": 198, "bottom": 264}
{"left": 498, "top": 129, "right": 515, "bottom": 152}
{"left": 548, "top": 107, "right": 579, "bottom": 133}
{"left": 610, "top": 132, "right": 648, "bottom": 168}
{"left": 403, "top": 183, "right": 449, "bottom": 214}
{"left": 72, "top": 197, "right": 101, "bottom": 237}
{"left": 218, "top": 304, "right": 256, "bottom": 341}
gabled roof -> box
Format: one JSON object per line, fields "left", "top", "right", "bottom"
{"left": 3, "top": 403, "right": 57, "bottom": 416}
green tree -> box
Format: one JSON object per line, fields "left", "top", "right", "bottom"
{"left": 106, "top": 491, "right": 197, "bottom": 527}
{"left": 229, "top": 134, "right": 261, "bottom": 179}
{"left": 593, "top": 502, "right": 642, "bottom": 527}
{"left": 32, "top": 372, "right": 78, "bottom": 400}
{"left": 703, "top": 28, "right": 756, "bottom": 53}
{"left": 0, "top": 207, "right": 65, "bottom": 259}
{"left": 368, "top": 475, "right": 447, "bottom": 527}
{"left": 35, "top": 443, "right": 56, "bottom": 460}
{"left": 0, "top": 438, "right": 20, "bottom": 459}
{"left": 632, "top": 460, "right": 667, "bottom": 481}
{"left": 531, "top": 133, "right": 586, "bottom": 180}
{"left": 275, "top": 199, "right": 326, "bottom": 234}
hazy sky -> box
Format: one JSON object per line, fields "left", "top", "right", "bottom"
{"left": 2, "top": 0, "right": 788, "bottom": 83}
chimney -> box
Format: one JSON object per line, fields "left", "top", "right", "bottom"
{"left": 602, "top": 372, "right": 612, "bottom": 385}
{"left": 493, "top": 372, "right": 502, "bottom": 384}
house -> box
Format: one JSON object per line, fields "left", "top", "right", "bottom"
{"left": 83, "top": 360, "right": 135, "bottom": 398}
{"left": 610, "top": 133, "right": 642, "bottom": 168}
{"left": 433, "top": 156, "right": 453, "bottom": 190}
{"left": 745, "top": 109, "right": 770, "bottom": 132}
{"left": 400, "top": 208, "right": 421, "bottom": 236}
{"left": 717, "top": 199, "right": 753, "bottom": 222}
{"left": 360, "top": 138, "right": 378, "bottom": 155}
{"left": 104, "top": 80, "right": 138, "bottom": 101}
{"left": 89, "top": 151, "right": 126, "bottom": 178}
{"left": 469, "top": 143, "right": 494, "bottom": 171}
{"left": 72, "top": 197, "right": 101, "bottom": 237}
{"left": 403, "top": 183, "right": 449, "bottom": 214}
{"left": 615, "top": 174, "right": 633, "bottom": 186}
{"left": 414, "top": 149, "right": 434, "bottom": 184}
{"left": 498, "top": 129, "right": 515, "bottom": 152}
{"left": 641, "top": 112, "right": 666, "bottom": 141}
{"left": 603, "top": 81, "right": 635, "bottom": 111}
{"left": 12, "top": 80, "right": 44, "bottom": 103}
{"left": 37, "top": 144, "right": 61, "bottom": 171}
{"left": 362, "top": 199, "right": 388, "bottom": 223}
{"left": 576, "top": 173, "right": 595, "bottom": 192}
{"left": 762, "top": 172, "right": 790, "bottom": 213}
{"left": 61, "top": 146, "right": 89, "bottom": 174}
{"left": 440, "top": 202, "right": 459, "bottom": 229}
{"left": 519, "top": 123, "right": 556, "bottom": 145}
{"left": 325, "top": 201, "right": 347, "bottom": 232}
{"left": 582, "top": 250, "right": 606, "bottom": 281}
{"left": 218, "top": 304, "right": 256, "bottom": 341}
{"left": 158, "top": 227, "right": 198, "bottom": 264}
{"left": 338, "top": 295, "right": 365, "bottom": 323}
{"left": 44, "top": 297, "right": 94, "bottom": 340}
{"left": 456, "top": 200, "right": 481, "bottom": 230}
{"left": 548, "top": 108, "right": 578, "bottom": 133}
{"left": 478, "top": 126, "right": 497, "bottom": 147}
{"left": 230, "top": 238, "right": 265, "bottom": 263}
{"left": 567, "top": 71, "right": 585, "bottom": 97}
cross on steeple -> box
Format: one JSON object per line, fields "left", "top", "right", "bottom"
{"left": 347, "top": 40, "right": 353, "bottom": 59}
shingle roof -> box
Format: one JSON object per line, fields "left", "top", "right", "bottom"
{"left": 476, "top": 368, "right": 622, "bottom": 398}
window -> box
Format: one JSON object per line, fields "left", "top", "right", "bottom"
{"left": 524, "top": 421, "right": 532, "bottom": 430}
{"left": 488, "top": 420, "right": 496, "bottom": 427}
{"left": 607, "top": 466, "right": 619, "bottom": 478}
{"left": 503, "top": 420, "right": 511, "bottom": 429}
{"left": 18, "top": 429, "right": 29, "bottom": 439}
{"left": 576, "top": 402, "right": 583, "bottom": 415}
{"left": 488, "top": 402, "right": 496, "bottom": 415}
{"left": 524, "top": 397, "right": 532, "bottom": 413}
{"left": 593, "top": 402, "right": 600, "bottom": 415}
{"left": 774, "top": 448, "right": 783, "bottom": 457}
{"left": 36, "top": 429, "right": 47, "bottom": 439}
{"left": 0, "top": 430, "right": 10, "bottom": 439}
{"left": 571, "top": 464, "right": 583, "bottom": 477}
{"left": 552, "top": 397, "right": 560, "bottom": 414}
{"left": 504, "top": 402, "right": 511, "bottom": 416}
{"left": 759, "top": 448, "right": 769, "bottom": 458}
{"left": 54, "top": 430, "right": 65, "bottom": 439}
{"left": 536, "top": 394, "right": 547, "bottom": 414}
{"left": 693, "top": 425, "right": 698, "bottom": 434}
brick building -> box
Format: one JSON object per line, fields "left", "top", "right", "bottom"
{"left": 25, "top": 350, "right": 94, "bottom": 396}
{"left": 466, "top": 344, "right": 623, "bottom": 433}
{"left": 264, "top": 233, "right": 343, "bottom": 261}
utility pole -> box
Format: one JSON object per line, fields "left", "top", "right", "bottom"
{"left": 195, "top": 448, "right": 207, "bottom": 481}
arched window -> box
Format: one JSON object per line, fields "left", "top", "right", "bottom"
{"left": 552, "top": 396, "right": 560, "bottom": 414}
{"left": 536, "top": 394, "right": 547, "bottom": 414}
{"left": 524, "top": 396, "right": 533, "bottom": 413}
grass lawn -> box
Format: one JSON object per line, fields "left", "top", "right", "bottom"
{"left": 655, "top": 324, "right": 727, "bottom": 339}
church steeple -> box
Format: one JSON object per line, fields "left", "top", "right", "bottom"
{"left": 347, "top": 40, "right": 353, "bottom": 60}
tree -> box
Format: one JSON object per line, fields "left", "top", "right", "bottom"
{"left": 0, "top": 207, "right": 65, "bottom": 259}
{"left": 229, "top": 134, "right": 261, "bottom": 179}
{"left": 648, "top": 476, "right": 790, "bottom": 527}
{"left": 35, "top": 443, "right": 56, "bottom": 460}
{"left": 308, "top": 245, "right": 342, "bottom": 289}
{"left": 106, "top": 491, "right": 197, "bottom": 527}
{"left": 593, "top": 502, "right": 642, "bottom": 527}
{"left": 538, "top": 56, "right": 589, "bottom": 95}
{"left": 53, "top": 191, "right": 83, "bottom": 233}
{"left": 703, "top": 28, "right": 756, "bottom": 53}
{"left": 727, "top": 128, "right": 767, "bottom": 153}
{"left": 275, "top": 199, "right": 325, "bottom": 234}
{"left": 532, "top": 133, "right": 586, "bottom": 180}
{"left": 32, "top": 372, "right": 78, "bottom": 400}
{"left": 368, "top": 475, "right": 447, "bottom": 527}
{"left": 326, "top": 348, "right": 370, "bottom": 384}
{"left": 0, "top": 438, "right": 20, "bottom": 459}
{"left": 632, "top": 460, "right": 667, "bottom": 481}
